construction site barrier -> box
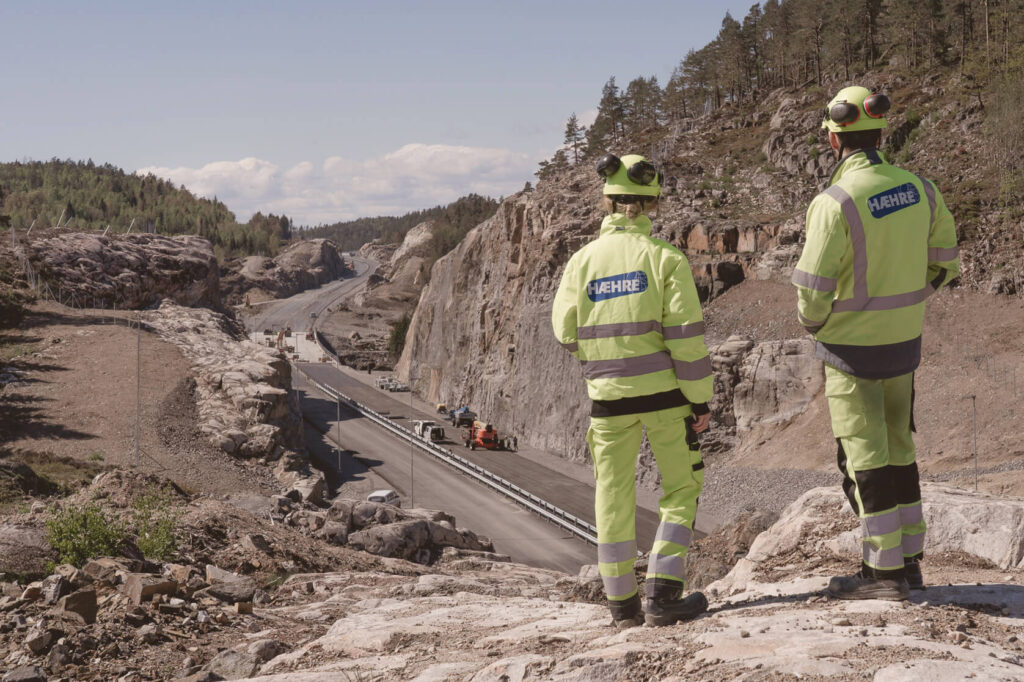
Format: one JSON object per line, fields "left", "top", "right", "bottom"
{"left": 297, "top": 332, "right": 599, "bottom": 546}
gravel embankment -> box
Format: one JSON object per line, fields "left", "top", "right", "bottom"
{"left": 698, "top": 461, "right": 840, "bottom": 523}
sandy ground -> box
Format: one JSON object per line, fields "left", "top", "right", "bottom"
{"left": 1, "top": 301, "right": 277, "bottom": 497}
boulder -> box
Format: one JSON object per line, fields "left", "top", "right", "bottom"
{"left": 733, "top": 338, "right": 822, "bottom": 434}
{"left": 205, "top": 649, "right": 259, "bottom": 680}
{"left": 199, "top": 566, "right": 257, "bottom": 604}
{"left": 122, "top": 574, "right": 178, "bottom": 606}
{"left": 56, "top": 588, "right": 98, "bottom": 624}
{"left": 2, "top": 667, "right": 48, "bottom": 682}
{"left": 0, "top": 523, "right": 55, "bottom": 578}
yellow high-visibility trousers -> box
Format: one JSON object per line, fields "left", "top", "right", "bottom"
{"left": 825, "top": 366, "right": 925, "bottom": 578}
{"left": 587, "top": 404, "right": 704, "bottom": 601}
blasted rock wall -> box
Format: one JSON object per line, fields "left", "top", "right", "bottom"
{"left": 27, "top": 232, "right": 221, "bottom": 310}
{"left": 222, "top": 238, "right": 349, "bottom": 304}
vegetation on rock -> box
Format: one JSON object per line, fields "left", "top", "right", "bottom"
{"left": 0, "top": 160, "right": 294, "bottom": 260}
{"left": 300, "top": 193, "right": 499, "bottom": 257}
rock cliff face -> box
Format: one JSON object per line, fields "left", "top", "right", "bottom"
{"left": 354, "top": 221, "right": 436, "bottom": 311}
{"left": 25, "top": 232, "right": 220, "bottom": 310}
{"left": 396, "top": 157, "right": 810, "bottom": 471}
{"left": 221, "top": 238, "right": 348, "bottom": 304}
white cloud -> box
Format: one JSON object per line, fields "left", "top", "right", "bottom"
{"left": 136, "top": 143, "right": 537, "bottom": 225}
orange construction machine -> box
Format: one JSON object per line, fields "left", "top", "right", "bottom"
{"left": 462, "top": 420, "right": 504, "bottom": 451}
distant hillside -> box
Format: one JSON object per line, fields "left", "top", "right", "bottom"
{"left": 0, "top": 159, "right": 294, "bottom": 260}
{"left": 299, "top": 194, "right": 499, "bottom": 257}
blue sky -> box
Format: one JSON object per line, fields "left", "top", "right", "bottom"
{"left": 1, "top": 1, "right": 754, "bottom": 224}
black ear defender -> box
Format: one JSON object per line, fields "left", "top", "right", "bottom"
{"left": 596, "top": 153, "right": 622, "bottom": 179}
{"left": 863, "top": 93, "right": 890, "bottom": 118}
{"left": 626, "top": 159, "right": 659, "bottom": 186}
{"left": 827, "top": 101, "right": 861, "bottom": 126}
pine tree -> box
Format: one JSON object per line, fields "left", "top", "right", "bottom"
{"left": 563, "top": 113, "right": 587, "bottom": 164}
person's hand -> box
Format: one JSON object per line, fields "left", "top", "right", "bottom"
{"left": 692, "top": 413, "right": 711, "bottom": 433}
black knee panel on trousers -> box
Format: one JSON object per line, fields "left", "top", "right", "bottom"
{"left": 835, "top": 440, "right": 900, "bottom": 515}
{"left": 890, "top": 462, "right": 922, "bottom": 506}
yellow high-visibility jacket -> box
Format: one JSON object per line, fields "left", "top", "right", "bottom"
{"left": 552, "top": 214, "right": 713, "bottom": 408}
{"left": 793, "top": 149, "right": 959, "bottom": 378}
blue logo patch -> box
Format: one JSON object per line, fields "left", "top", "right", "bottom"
{"left": 586, "top": 271, "right": 649, "bottom": 302}
{"left": 867, "top": 183, "right": 921, "bottom": 219}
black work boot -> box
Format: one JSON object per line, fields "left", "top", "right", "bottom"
{"left": 826, "top": 570, "right": 909, "bottom": 601}
{"left": 607, "top": 593, "right": 643, "bottom": 629}
{"left": 644, "top": 584, "right": 708, "bottom": 626}
{"left": 904, "top": 561, "right": 925, "bottom": 591}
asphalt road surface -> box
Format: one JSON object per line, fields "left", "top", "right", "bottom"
{"left": 294, "top": 369, "right": 594, "bottom": 573}
{"left": 242, "top": 257, "right": 377, "bottom": 333}
{"left": 298, "top": 362, "right": 665, "bottom": 549}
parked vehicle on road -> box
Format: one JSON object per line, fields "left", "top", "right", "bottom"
{"left": 413, "top": 420, "right": 445, "bottom": 442}
{"left": 367, "top": 489, "right": 401, "bottom": 507}
{"left": 450, "top": 406, "right": 477, "bottom": 427}
{"left": 463, "top": 420, "right": 505, "bottom": 451}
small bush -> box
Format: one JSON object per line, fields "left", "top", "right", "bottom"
{"left": 46, "top": 504, "right": 127, "bottom": 567}
{"left": 87, "top": 452, "right": 104, "bottom": 462}
{"left": 388, "top": 313, "right": 412, "bottom": 359}
{"left": 905, "top": 109, "right": 922, "bottom": 127}
{"left": 810, "top": 147, "right": 821, "bottom": 159}
{"left": 133, "top": 485, "right": 180, "bottom": 561}
{"left": 806, "top": 134, "right": 818, "bottom": 146}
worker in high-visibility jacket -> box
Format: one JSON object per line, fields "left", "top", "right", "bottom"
{"left": 552, "top": 154, "right": 714, "bottom": 627}
{"left": 793, "top": 86, "right": 959, "bottom": 600}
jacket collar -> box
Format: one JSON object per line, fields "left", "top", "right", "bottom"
{"left": 827, "top": 147, "right": 887, "bottom": 186}
{"left": 600, "top": 213, "right": 653, "bottom": 237}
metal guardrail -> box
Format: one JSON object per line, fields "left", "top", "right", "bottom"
{"left": 299, "top": 332, "right": 599, "bottom": 546}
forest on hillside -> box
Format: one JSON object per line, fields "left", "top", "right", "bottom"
{"left": 300, "top": 194, "right": 500, "bottom": 259}
{"left": 542, "top": 0, "right": 1024, "bottom": 182}
{"left": 0, "top": 160, "right": 294, "bottom": 260}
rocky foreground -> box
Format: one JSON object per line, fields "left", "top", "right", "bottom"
{"left": 1, "top": 476, "right": 1021, "bottom": 681}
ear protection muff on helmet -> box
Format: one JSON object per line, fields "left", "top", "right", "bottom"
{"left": 824, "top": 93, "right": 891, "bottom": 127}
{"left": 827, "top": 101, "right": 861, "bottom": 126}
{"left": 596, "top": 153, "right": 662, "bottom": 186}
{"left": 596, "top": 153, "right": 622, "bottom": 179}
{"left": 863, "top": 93, "right": 890, "bottom": 118}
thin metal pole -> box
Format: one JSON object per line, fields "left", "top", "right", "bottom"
{"left": 971, "top": 395, "right": 978, "bottom": 492}
{"left": 136, "top": 316, "right": 141, "bottom": 468}
{"left": 409, "top": 379, "right": 415, "bottom": 508}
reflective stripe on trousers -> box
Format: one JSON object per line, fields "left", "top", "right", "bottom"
{"left": 861, "top": 508, "right": 904, "bottom": 571}
{"left": 597, "top": 539, "right": 638, "bottom": 600}
{"left": 647, "top": 520, "right": 693, "bottom": 585}
{"left": 900, "top": 501, "right": 926, "bottom": 558}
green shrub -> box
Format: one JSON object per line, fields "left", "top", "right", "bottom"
{"left": 806, "top": 134, "right": 818, "bottom": 146}
{"left": 46, "top": 504, "right": 126, "bottom": 567}
{"left": 133, "top": 485, "right": 180, "bottom": 561}
{"left": 905, "top": 109, "right": 922, "bottom": 127}
{"left": 388, "top": 313, "right": 412, "bottom": 359}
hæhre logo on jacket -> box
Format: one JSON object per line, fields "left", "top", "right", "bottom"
{"left": 586, "top": 271, "right": 649, "bottom": 302}
{"left": 867, "top": 183, "right": 920, "bottom": 219}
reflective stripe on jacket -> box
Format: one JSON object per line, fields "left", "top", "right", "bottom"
{"left": 793, "top": 149, "right": 959, "bottom": 378}
{"left": 552, "top": 214, "right": 713, "bottom": 403}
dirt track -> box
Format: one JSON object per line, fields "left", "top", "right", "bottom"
{"left": 1, "top": 302, "right": 278, "bottom": 497}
